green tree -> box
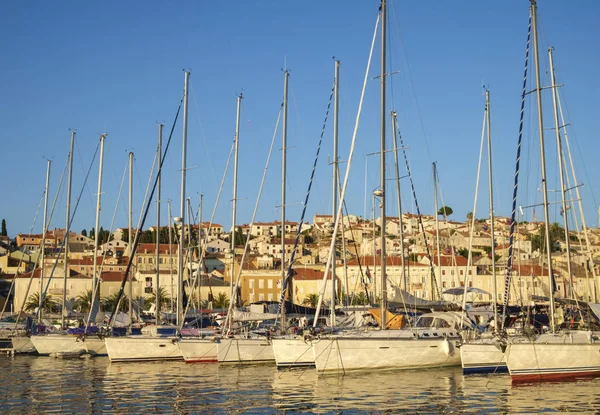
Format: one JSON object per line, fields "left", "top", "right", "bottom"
{"left": 75, "top": 289, "right": 94, "bottom": 313}
{"left": 146, "top": 287, "right": 171, "bottom": 310}
{"left": 102, "top": 292, "right": 129, "bottom": 313}
{"left": 90, "top": 227, "right": 95, "bottom": 240}
{"left": 351, "top": 292, "right": 370, "bottom": 306}
{"left": 437, "top": 206, "right": 453, "bottom": 216}
{"left": 457, "top": 248, "right": 470, "bottom": 259}
{"left": 1, "top": 219, "right": 7, "bottom": 236}
{"left": 530, "top": 223, "right": 564, "bottom": 253}
{"left": 24, "top": 292, "right": 58, "bottom": 312}
{"left": 234, "top": 226, "right": 245, "bottom": 246}
{"left": 302, "top": 293, "right": 320, "bottom": 308}
{"left": 81, "top": 229, "right": 87, "bottom": 237}
{"left": 466, "top": 212, "right": 473, "bottom": 222}
{"left": 212, "top": 292, "right": 230, "bottom": 309}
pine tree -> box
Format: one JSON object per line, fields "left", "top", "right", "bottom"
{"left": 1, "top": 219, "right": 7, "bottom": 236}
{"left": 81, "top": 229, "right": 87, "bottom": 237}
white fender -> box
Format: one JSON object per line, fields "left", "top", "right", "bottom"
{"left": 441, "top": 338, "right": 454, "bottom": 356}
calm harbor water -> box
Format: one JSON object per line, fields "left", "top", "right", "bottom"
{"left": 1, "top": 355, "right": 599, "bottom": 414}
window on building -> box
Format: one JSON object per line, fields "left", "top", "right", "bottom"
{"left": 259, "top": 294, "right": 264, "bottom": 301}
{"left": 442, "top": 270, "right": 446, "bottom": 275}
{"left": 259, "top": 279, "right": 264, "bottom": 289}
{"left": 249, "top": 280, "right": 254, "bottom": 289}
{"left": 268, "top": 293, "right": 273, "bottom": 301}
{"left": 268, "top": 280, "right": 273, "bottom": 289}
{"left": 460, "top": 270, "right": 463, "bottom": 275}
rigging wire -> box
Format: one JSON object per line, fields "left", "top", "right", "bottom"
{"left": 500, "top": 10, "right": 532, "bottom": 330}
{"left": 108, "top": 99, "right": 183, "bottom": 325}
{"left": 276, "top": 77, "right": 335, "bottom": 319}
{"left": 1, "top": 190, "right": 46, "bottom": 322}
{"left": 223, "top": 107, "right": 282, "bottom": 332}
{"left": 313, "top": 9, "right": 380, "bottom": 326}
{"left": 34, "top": 140, "right": 101, "bottom": 323}
{"left": 84, "top": 160, "right": 129, "bottom": 332}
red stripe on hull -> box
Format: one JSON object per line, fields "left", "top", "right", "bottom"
{"left": 184, "top": 358, "right": 218, "bottom": 364}
{"left": 512, "top": 371, "right": 600, "bottom": 383}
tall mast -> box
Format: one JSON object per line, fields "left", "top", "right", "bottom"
{"left": 557, "top": 91, "right": 599, "bottom": 302}
{"left": 155, "top": 123, "right": 163, "bottom": 324}
{"left": 39, "top": 159, "right": 51, "bottom": 319}
{"left": 379, "top": 0, "right": 387, "bottom": 328}
{"left": 91, "top": 134, "right": 106, "bottom": 330}
{"left": 280, "top": 70, "right": 289, "bottom": 329}
{"left": 531, "top": 0, "right": 555, "bottom": 330}
{"left": 168, "top": 200, "right": 174, "bottom": 312}
{"left": 198, "top": 194, "right": 203, "bottom": 307}
{"left": 186, "top": 198, "right": 193, "bottom": 309}
{"left": 331, "top": 60, "right": 340, "bottom": 326}
{"left": 231, "top": 93, "right": 242, "bottom": 304}
{"left": 485, "top": 90, "right": 498, "bottom": 330}
{"left": 391, "top": 111, "right": 406, "bottom": 290}
{"left": 548, "top": 47, "right": 573, "bottom": 298}
{"left": 62, "top": 132, "right": 75, "bottom": 329}
{"left": 178, "top": 70, "right": 190, "bottom": 327}
{"left": 128, "top": 151, "right": 134, "bottom": 329}
{"left": 433, "top": 162, "right": 441, "bottom": 302}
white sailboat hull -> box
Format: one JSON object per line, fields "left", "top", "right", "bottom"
{"left": 506, "top": 332, "right": 600, "bottom": 382}
{"left": 105, "top": 336, "right": 183, "bottom": 362}
{"left": 30, "top": 335, "right": 86, "bottom": 356}
{"left": 272, "top": 337, "right": 314, "bottom": 368}
{"left": 178, "top": 338, "right": 219, "bottom": 363}
{"left": 10, "top": 336, "right": 37, "bottom": 354}
{"left": 217, "top": 337, "right": 274, "bottom": 364}
{"left": 460, "top": 340, "right": 507, "bottom": 374}
{"left": 312, "top": 331, "right": 461, "bottom": 374}
{"left": 30, "top": 334, "right": 107, "bottom": 356}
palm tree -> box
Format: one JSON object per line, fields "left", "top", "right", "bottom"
{"left": 102, "top": 292, "right": 129, "bottom": 313}
{"left": 75, "top": 289, "right": 93, "bottom": 313}
{"left": 212, "top": 292, "right": 230, "bottom": 309}
{"left": 146, "top": 287, "right": 171, "bottom": 310}
{"left": 24, "top": 292, "right": 58, "bottom": 313}
{"left": 351, "top": 292, "right": 370, "bottom": 306}
{"left": 302, "top": 293, "right": 320, "bottom": 308}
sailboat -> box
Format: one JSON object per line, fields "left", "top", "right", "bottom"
{"left": 215, "top": 72, "right": 292, "bottom": 365}
{"left": 505, "top": 0, "right": 600, "bottom": 382}
{"left": 2, "top": 159, "right": 53, "bottom": 354}
{"left": 177, "top": 92, "right": 244, "bottom": 364}
{"left": 31, "top": 132, "right": 108, "bottom": 357}
{"left": 309, "top": 0, "right": 477, "bottom": 375}
{"left": 105, "top": 71, "right": 190, "bottom": 362}
{"left": 458, "top": 90, "right": 508, "bottom": 374}
{"left": 272, "top": 60, "right": 341, "bottom": 368}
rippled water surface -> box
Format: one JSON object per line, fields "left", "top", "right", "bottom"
{"left": 2, "top": 356, "right": 600, "bottom": 413}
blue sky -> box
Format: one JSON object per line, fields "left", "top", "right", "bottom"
{"left": 2, "top": 1, "right": 600, "bottom": 238}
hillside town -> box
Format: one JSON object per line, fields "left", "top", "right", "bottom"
{"left": 1, "top": 211, "right": 599, "bottom": 316}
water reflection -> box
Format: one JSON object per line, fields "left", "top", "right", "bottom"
{"left": 273, "top": 367, "right": 471, "bottom": 413}
{"left": 1, "top": 356, "right": 599, "bottom": 413}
